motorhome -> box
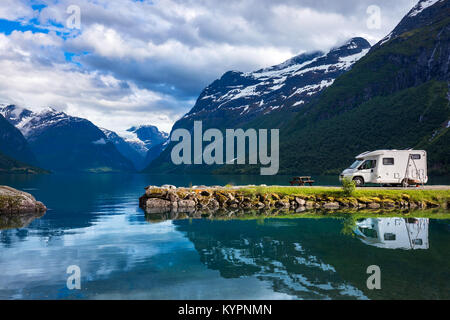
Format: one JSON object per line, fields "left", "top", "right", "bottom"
{"left": 340, "top": 150, "right": 428, "bottom": 187}
{"left": 354, "top": 218, "right": 429, "bottom": 250}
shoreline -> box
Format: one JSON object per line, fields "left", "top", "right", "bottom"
{"left": 139, "top": 185, "right": 450, "bottom": 216}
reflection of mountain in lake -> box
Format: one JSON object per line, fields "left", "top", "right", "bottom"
{"left": 354, "top": 218, "right": 429, "bottom": 250}
{"left": 174, "top": 218, "right": 367, "bottom": 299}
{"left": 174, "top": 218, "right": 450, "bottom": 300}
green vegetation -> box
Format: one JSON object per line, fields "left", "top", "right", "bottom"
{"left": 341, "top": 178, "right": 356, "bottom": 197}
{"left": 218, "top": 16, "right": 450, "bottom": 177}
{"left": 0, "top": 151, "right": 49, "bottom": 174}
{"left": 237, "top": 186, "right": 450, "bottom": 207}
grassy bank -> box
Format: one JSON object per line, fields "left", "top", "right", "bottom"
{"left": 238, "top": 186, "right": 450, "bottom": 207}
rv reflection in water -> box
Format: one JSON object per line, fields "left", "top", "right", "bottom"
{"left": 353, "top": 218, "right": 429, "bottom": 250}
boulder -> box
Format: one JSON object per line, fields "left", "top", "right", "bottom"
{"left": 0, "top": 186, "right": 47, "bottom": 214}
{"left": 146, "top": 198, "right": 171, "bottom": 209}
{"left": 178, "top": 200, "right": 196, "bottom": 208}
{"left": 367, "top": 202, "right": 381, "bottom": 209}
{"left": 323, "top": 202, "right": 340, "bottom": 210}
{"left": 295, "top": 197, "right": 306, "bottom": 206}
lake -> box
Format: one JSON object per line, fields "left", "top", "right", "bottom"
{"left": 0, "top": 173, "right": 449, "bottom": 300}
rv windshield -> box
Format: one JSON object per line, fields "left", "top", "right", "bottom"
{"left": 350, "top": 160, "right": 363, "bottom": 169}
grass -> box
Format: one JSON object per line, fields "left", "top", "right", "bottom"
{"left": 236, "top": 186, "right": 450, "bottom": 206}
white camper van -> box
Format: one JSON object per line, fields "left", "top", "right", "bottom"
{"left": 354, "top": 218, "right": 429, "bottom": 250}
{"left": 340, "top": 150, "right": 428, "bottom": 187}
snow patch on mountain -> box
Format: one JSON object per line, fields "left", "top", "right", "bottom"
{"left": 408, "top": 0, "right": 443, "bottom": 17}
{"left": 179, "top": 37, "right": 371, "bottom": 125}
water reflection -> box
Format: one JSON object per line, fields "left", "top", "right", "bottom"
{"left": 0, "top": 173, "right": 449, "bottom": 300}
{"left": 0, "top": 212, "right": 44, "bottom": 230}
{"left": 173, "top": 219, "right": 368, "bottom": 300}
{"left": 354, "top": 218, "right": 429, "bottom": 250}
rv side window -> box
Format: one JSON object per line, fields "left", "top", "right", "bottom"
{"left": 411, "top": 154, "right": 421, "bottom": 160}
{"left": 383, "top": 158, "right": 394, "bottom": 165}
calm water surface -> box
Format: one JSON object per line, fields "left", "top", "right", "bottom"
{"left": 0, "top": 173, "right": 449, "bottom": 300}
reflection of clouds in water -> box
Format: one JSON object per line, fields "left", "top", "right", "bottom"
{"left": 0, "top": 215, "right": 191, "bottom": 292}
{"left": 195, "top": 236, "right": 367, "bottom": 300}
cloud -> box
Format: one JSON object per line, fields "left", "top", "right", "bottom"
{"left": 0, "top": 0, "right": 418, "bottom": 134}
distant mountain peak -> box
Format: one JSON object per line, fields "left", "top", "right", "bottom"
{"left": 126, "top": 125, "right": 168, "bottom": 145}
{"left": 177, "top": 36, "right": 371, "bottom": 129}
{"left": 408, "top": 0, "right": 444, "bottom": 17}
{"left": 377, "top": 0, "right": 448, "bottom": 47}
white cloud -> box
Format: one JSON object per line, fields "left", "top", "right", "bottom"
{"left": 0, "top": 0, "right": 418, "bottom": 134}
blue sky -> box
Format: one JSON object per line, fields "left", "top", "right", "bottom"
{"left": 0, "top": 0, "right": 418, "bottom": 134}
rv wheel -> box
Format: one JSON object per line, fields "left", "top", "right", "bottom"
{"left": 353, "top": 177, "right": 364, "bottom": 187}
{"left": 401, "top": 179, "right": 409, "bottom": 188}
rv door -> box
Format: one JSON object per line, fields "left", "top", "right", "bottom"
{"left": 358, "top": 159, "right": 377, "bottom": 184}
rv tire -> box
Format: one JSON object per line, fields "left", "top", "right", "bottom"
{"left": 353, "top": 177, "right": 364, "bottom": 187}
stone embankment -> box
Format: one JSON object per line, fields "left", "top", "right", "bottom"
{"left": 139, "top": 185, "right": 447, "bottom": 215}
{"left": 0, "top": 186, "right": 47, "bottom": 214}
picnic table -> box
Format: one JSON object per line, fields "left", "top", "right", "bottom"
{"left": 290, "top": 176, "right": 315, "bottom": 186}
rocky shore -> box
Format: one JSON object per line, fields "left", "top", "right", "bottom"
{"left": 139, "top": 185, "right": 448, "bottom": 216}
{"left": 0, "top": 186, "right": 47, "bottom": 214}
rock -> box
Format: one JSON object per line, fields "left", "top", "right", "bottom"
{"left": 0, "top": 186, "right": 47, "bottom": 214}
{"left": 296, "top": 206, "right": 306, "bottom": 213}
{"left": 323, "top": 202, "right": 340, "bottom": 210}
{"left": 306, "top": 201, "right": 315, "bottom": 208}
{"left": 146, "top": 198, "right": 171, "bottom": 209}
{"left": 167, "top": 191, "right": 179, "bottom": 202}
{"left": 367, "top": 202, "right": 381, "bottom": 209}
{"left": 271, "top": 193, "right": 281, "bottom": 201}
{"left": 275, "top": 200, "right": 290, "bottom": 208}
{"left": 200, "top": 190, "right": 211, "bottom": 197}
{"left": 295, "top": 197, "right": 306, "bottom": 206}
{"left": 215, "top": 192, "right": 228, "bottom": 205}
{"left": 145, "top": 187, "right": 167, "bottom": 198}
{"left": 178, "top": 200, "right": 196, "bottom": 208}
{"left": 256, "top": 202, "right": 265, "bottom": 209}
{"left": 208, "top": 199, "right": 220, "bottom": 209}
{"left": 161, "top": 184, "right": 176, "bottom": 190}
{"left": 381, "top": 199, "right": 396, "bottom": 208}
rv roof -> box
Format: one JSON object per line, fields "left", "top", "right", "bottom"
{"left": 356, "top": 150, "right": 425, "bottom": 158}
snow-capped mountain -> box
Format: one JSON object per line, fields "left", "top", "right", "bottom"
{"left": 175, "top": 37, "right": 370, "bottom": 130}
{"left": 0, "top": 111, "right": 37, "bottom": 167}
{"left": 377, "top": 0, "right": 447, "bottom": 47}
{"left": 115, "top": 125, "right": 169, "bottom": 170}
{"left": 0, "top": 105, "right": 135, "bottom": 172}
{"left": 100, "top": 127, "right": 150, "bottom": 171}
{"left": 126, "top": 125, "right": 169, "bottom": 151}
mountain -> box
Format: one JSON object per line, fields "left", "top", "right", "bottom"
{"left": 0, "top": 105, "right": 135, "bottom": 173}
{"left": 0, "top": 111, "right": 45, "bottom": 173}
{"left": 146, "top": 37, "right": 371, "bottom": 173}
{"left": 0, "top": 111, "right": 37, "bottom": 165}
{"left": 172, "top": 37, "right": 370, "bottom": 131}
{"left": 100, "top": 128, "right": 145, "bottom": 171}
{"left": 274, "top": 0, "right": 450, "bottom": 175}
{"left": 125, "top": 125, "right": 169, "bottom": 170}
{"left": 126, "top": 125, "right": 168, "bottom": 149}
